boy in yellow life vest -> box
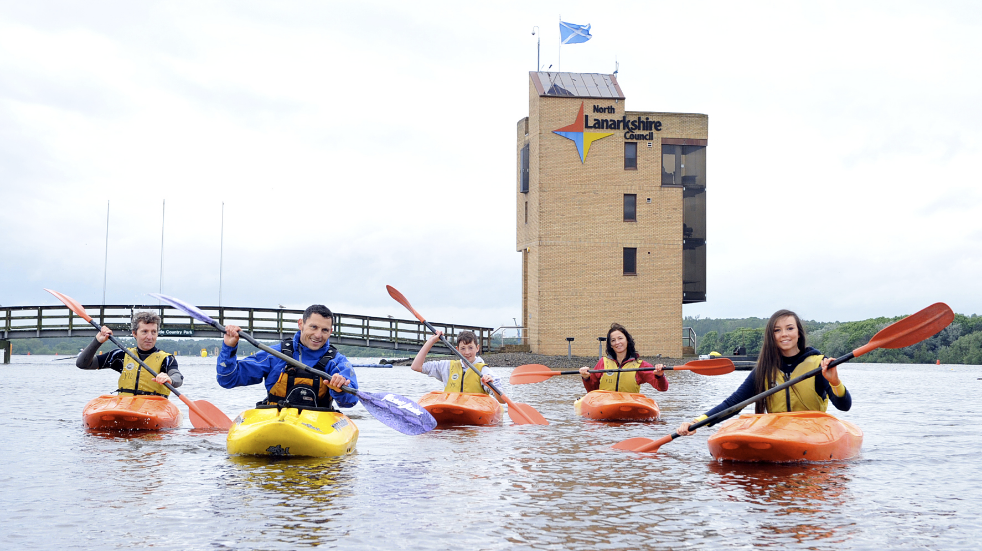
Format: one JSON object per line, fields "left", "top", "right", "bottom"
{"left": 76, "top": 311, "right": 182, "bottom": 396}
{"left": 411, "top": 330, "right": 504, "bottom": 403}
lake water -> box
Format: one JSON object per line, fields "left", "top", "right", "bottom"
{"left": 1, "top": 355, "right": 980, "bottom": 550}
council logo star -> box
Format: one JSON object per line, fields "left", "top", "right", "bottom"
{"left": 553, "top": 102, "right": 613, "bottom": 163}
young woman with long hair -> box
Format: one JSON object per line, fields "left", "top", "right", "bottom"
{"left": 677, "top": 309, "right": 851, "bottom": 436}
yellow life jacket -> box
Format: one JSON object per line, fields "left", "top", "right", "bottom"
{"left": 117, "top": 349, "right": 172, "bottom": 397}
{"left": 765, "top": 354, "right": 828, "bottom": 413}
{"left": 445, "top": 360, "right": 488, "bottom": 394}
{"left": 598, "top": 357, "right": 642, "bottom": 393}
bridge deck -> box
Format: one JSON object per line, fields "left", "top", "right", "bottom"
{"left": 0, "top": 305, "right": 493, "bottom": 358}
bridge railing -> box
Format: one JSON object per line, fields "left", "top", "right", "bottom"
{"left": 0, "top": 305, "right": 492, "bottom": 355}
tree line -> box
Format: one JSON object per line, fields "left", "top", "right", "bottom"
{"left": 687, "top": 312, "right": 982, "bottom": 365}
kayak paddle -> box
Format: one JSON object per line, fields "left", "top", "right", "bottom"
{"left": 386, "top": 285, "right": 549, "bottom": 426}
{"left": 44, "top": 288, "right": 233, "bottom": 430}
{"left": 149, "top": 293, "right": 436, "bottom": 436}
{"left": 509, "top": 358, "right": 735, "bottom": 385}
{"left": 612, "top": 302, "right": 954, "bottom": 453}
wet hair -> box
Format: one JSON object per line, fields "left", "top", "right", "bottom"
{"left": 456, "top": 330, "right": 479, "bottom": 347}
{"left": 131, "top": 311, "right": 161, "bottom": 332}
{"left": 606, "top": 323, "right": 638, "bottom": 360}
{"left": 753, "top": 309, "right": 807, "bottom": 413}
{"left": 303, "top": 304, "right": 334, "bottom": 322}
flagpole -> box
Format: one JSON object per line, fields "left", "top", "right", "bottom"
{"left": 102, "top": 200, "right": 109, "bottom": 304}
{"left": 532, "top": 26, "right": 539, "bottom": 70}
{"left": 158, "top": 199, "right": 165, "bottom": 304}
{"left": 219, "top": 201, "right": 224, "bottom": 307}
{"left": 558, "top": 15, "right": 562, "bottom": 72}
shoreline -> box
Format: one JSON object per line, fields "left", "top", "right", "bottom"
{"left": 386, "top": 352, "right": 687, "bottom": 369}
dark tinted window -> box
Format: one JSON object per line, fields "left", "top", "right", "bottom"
{"left": 662, "top": 144, "right": 706, "bottom": 186}
{"left": 624, "top": 142, "right": 637, "bottom": 170}
{"left": 624, "top": 194, "right": 636, "bottom": 221}
{"left": 662, "top": 144, "right": 679, "bottom": 185}
{"left": 623, "top": 248, "right": 637, "bottom": 275}
{"left": 520, "top": 143, "right": 530, "bottom": 193}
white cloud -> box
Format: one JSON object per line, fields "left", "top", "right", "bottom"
{"left": 2, "top": 1, "right": 981, "bottom": 330}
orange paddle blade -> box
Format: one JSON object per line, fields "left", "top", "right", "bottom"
{"left": 184, "top": 397, "right": 233, "bottom": 430}
{"left": 44, "top": 288, "right": 93, "bottom": 322}
{"left": 386, "top": 285, "right": 425, "bottom": 323}
{"left": 502, "top": 396, "right": 549, "bottom": 425}
{"left": 611, "top": 434, "right": 674, "bottom": 453}
{"left": 854, "top": 302, "right": 954, "bottom": 357}
{"left": 508, "top": 364, "right": 557, "bottom": 384}
{"left": 671, "top": 358, "right": 735, "bottom": 375}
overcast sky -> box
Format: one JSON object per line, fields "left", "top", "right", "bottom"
{"left": 2, "top": 1, "right": 980, "bottom": 330}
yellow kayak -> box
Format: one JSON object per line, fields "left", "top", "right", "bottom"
{"left": 227, "top": 406, "right": 359, "bottom": 457}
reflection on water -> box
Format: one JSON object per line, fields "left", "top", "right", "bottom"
{"left": 706, "top": 460, "right": 851, "bottom": 508}
{"left": 227, "top": 455, "right": 349, "bottom": 502}
{"left": 84, "top": 428, "right": 171, "bottom": 442}
{"left": 221, "top": 457, "right": 352, "bottom": 548}
{"left": 705, "top": 461, "right": 856, "bottom": 546}
{"left": 1, "top": 357, "right": 980, "bottom": 550}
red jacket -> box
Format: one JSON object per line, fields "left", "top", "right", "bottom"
{"left": 581, "top": 356, "right": 669, "bottom": 392}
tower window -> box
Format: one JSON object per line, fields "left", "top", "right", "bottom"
{"left": 520, "top": 143, "right": 530, "bottom": 193}
{"left": 624, "top": 142, "right": 637, "bottom": 170}
{"left": 623, "top": 248, "right": 637, "bottom": 275}
{"left": 623, "top": 194, "right": 636, "bottom": 222}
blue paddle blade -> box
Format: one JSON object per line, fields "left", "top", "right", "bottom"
{"left": 355, "top": 390, "right": 437, "bottom": 435}
{"left": 149, "top": 293, "right": 218, "bottom": 326}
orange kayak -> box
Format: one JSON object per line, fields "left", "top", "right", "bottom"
{"left": 707, "top": 411, "right": 863, "bottom": 462}
{"left": 574, "top": 390, "right": 660, "bottom": 421}
{"left": 82, "top": 394, "right": 182, "bottom": 430}
{"left": 417, "top": 391, "right": 502, "bottom": 426}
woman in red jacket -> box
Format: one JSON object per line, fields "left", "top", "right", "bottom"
{"left": 578, "top": 323, "right": 668, "bottom": 393}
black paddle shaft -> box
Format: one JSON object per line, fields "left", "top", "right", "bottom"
{"left": 86, "top": 319, "right": 184, "bottom": 397}
{"left": 554, "top": 366, "right": 674, "bottom": 375}
{"left": 212, "top": 320, "right": 358, "bottom": 395}
{"left": 687, "top": 353, "right": 854, "bottom": 432}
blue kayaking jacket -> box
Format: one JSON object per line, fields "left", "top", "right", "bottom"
{"left": 216, "top": 331, "right": 359, "bottom": 408}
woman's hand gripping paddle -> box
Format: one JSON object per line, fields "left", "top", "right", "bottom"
{"left": 45, "top": 289, "right": 233, "bottom": 430}
{"left": 612, "top": 302, "right": 954, "bottom": 453}
{"left": 386, "top": 285, "right": 549, "bottom": 426}
{"left": 149, "top": 293, "right": 436, "bottom": 436}
{"left": 509, "top": 358, "right": 735, "bottom": 385}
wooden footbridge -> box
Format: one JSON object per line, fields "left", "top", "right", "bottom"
{"left": 0, "top": 304, "right": 497, "bottom": 363}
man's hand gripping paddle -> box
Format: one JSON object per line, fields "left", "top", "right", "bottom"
{"left": 149, "top": 293, "right": 436, "bottom": 435}
{"left": 45, "top": 289, "right": 233, "bottom": 430}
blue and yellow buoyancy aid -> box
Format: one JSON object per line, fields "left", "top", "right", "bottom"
{"left": 598, "top": 357, "right": 642, "bottom": 393}
{"left": 263, "top": 340, "right": 338, "bottom": 409}
{"left": 445, "top": 360, "right": 488, "bottom": 394}
{"left": 765, "top": 354, "right": 829, "bottom": 413}
{"left": 116, "top": 349, "right": 172, "bottom": 397}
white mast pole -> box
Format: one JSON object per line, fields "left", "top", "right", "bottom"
{"left": 102, "top": 200, "right": 109, "bottom": 304}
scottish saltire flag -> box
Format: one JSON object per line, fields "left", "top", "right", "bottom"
{"left": 560, "top": 21, "right": 591, "bottom": 44}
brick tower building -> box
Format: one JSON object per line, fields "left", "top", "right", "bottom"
{"left": 516, "top": 71, "right": 707, "bottom": 357}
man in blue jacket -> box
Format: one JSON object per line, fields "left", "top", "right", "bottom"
{"left": 217, "top": 304, "right": 358, "bottom": 410}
